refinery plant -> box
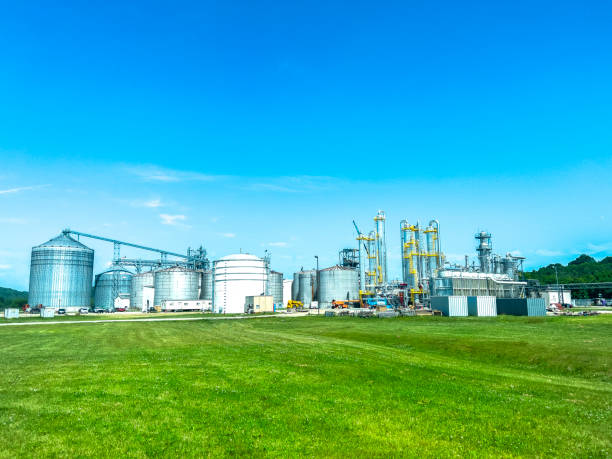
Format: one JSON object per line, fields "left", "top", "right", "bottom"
{"left": 24, "top": 210, "right": 542, "bottom": 317}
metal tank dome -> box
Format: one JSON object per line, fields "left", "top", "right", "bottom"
{"left": 94, "top": 268, "right": 133, "bottom": 310}
{"left": 28, "top": 233, "right": 94, "bottom": 312}
{"left": 213, "top": 253, "right": 267, "bottom": 314}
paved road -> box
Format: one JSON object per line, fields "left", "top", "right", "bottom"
{"left": 0, "top": 312, "right": 310, "bottom": 327}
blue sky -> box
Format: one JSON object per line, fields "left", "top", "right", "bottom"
{"left": 1, "top": 1, "right": 611, "bottom": 289}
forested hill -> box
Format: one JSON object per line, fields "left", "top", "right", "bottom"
{"left": 0, "top": 286, "right": 28, "bottom": 309}
{"left": 525, "top": 255, "right": 612, "bottom": 298}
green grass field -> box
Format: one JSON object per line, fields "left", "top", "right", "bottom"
{"left": 0, "top": 316, "right": 610, "bottom": 457}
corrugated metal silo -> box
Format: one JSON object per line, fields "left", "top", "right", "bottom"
{"left": 130, "top": 271, "right": 154, "bottom": 310}
{"left": 94, "top": 268, "right": 133, "bottom": 310}
{"left": 298, "top": 270, "right": 317, "bottom": 308}
{"left": 269, "top": 271, "right": 283, "bottom": 306}
{"left": 28, "top": 233, "right": 94, "bottom": 312}
{"left": 292, "top": 272, "right": 300, "bottom": 300}
{"left": 213, "top": 254, "right": 267, "bottom": 314}
{"left": 153, "top": 267, "right": 199, "bottom": 306}
{"left": 199, "top": 269, "right": 213, "bottom": 301}
{"left": 318, "top": 265, "right": 359, "bottom": 308}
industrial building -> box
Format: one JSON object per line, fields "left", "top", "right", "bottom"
{"left": 26, "top": 210, "right": 542, "bottom": 317}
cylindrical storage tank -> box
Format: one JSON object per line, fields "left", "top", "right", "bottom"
{"left": 298, "top": 270, "right": 317, "bottom": 308}
{"left": 130, "top": 271, "right": 154, "bottom": 311}
{"left": 213, "top": 254, "right": 267, "bottom": 314}
{"left": 318, "top": 266, "right": 359, "bottom": 309}
{"left": 292, "top": 272, "right": 300, "bottom": 300}
{"left": 28, "top": 233, "right": 94, "bottom": 312}
{"left": 94, "top": 269, "right": 133, "bottom": 310}
{"left": 199, "top": 270, "right": 213, "bottom": 301}
{"left": 153, "top": 267, "right": 199, "bottom": 306}
{"left": 269, "top": 271, "right": 283, "bottom": 306}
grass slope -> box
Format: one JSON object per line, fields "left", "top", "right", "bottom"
{"left": 0, "top": 316, "right": 610, "bottom": 457}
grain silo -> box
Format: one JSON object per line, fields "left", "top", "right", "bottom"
{"left": 199, "top": 269, "right": 213, "bottom": 301}
{"left": 298, "top": 270, "right": 317, "bottom": 308}
{"left": 318, "top": 265, "right": 359, "bottom": 308}
{"left": 94, "top": 268, "right": 133, "bottom": 310}
{"left": 28, "top": 233, "right": 94, "bottom": 312}
{"left": 292, "top": 272, "right": 300, "bottom": 300}
{"left": 269, "top": 271, "right": 283, "bottom": 307}
{"left": 130, "top": 271, "right": 155, "bottom": 311}
{"left": 213, "top": 254, "right": 267, "bottom": 314}
{"left": 153, "top": 266, "right": 200, "bottom": 306}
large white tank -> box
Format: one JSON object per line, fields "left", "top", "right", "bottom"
{"left": 213, "top": 254, "right": 267, "bottom": 314}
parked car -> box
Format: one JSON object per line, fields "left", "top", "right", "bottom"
{"left": 115, "top": 307, "right": 127, "bottom": 312}
{"left": 57, "top": 308, "right": 66, "bottom": 315}
{"left": 147, "top": 307, "right": 158, "bottom": 313}
{"left": 29, "top": 307, "right": 41, "bottom": 314}
{"left": 79, "top": 307, "right": 89, "bottom": 314}
{"left": 94, "top": 308, "right": 106, "bottom": 313}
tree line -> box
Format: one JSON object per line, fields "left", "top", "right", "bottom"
{"left": 0, "top": 286, "right": 28, "bottom": 310}
{"left": 524, "top": 255, "right": 612, "bottom": 299}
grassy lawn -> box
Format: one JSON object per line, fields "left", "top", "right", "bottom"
{"left": 0, "top": 312, "right": 251, "bottom": 323}
{"left": 0, "top": 315, "right": 610, "bottom": 457}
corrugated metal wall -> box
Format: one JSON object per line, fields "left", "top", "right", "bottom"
{"left": 467, "top": 296, "right": 497, "bottom": 317}
{"left": 431, "top": 296, "right": 468, "bottom": 316}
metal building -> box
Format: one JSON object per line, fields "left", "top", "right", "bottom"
{"left": 28, "top": 233, "right": 94, "bottom": 312}
{"left": 317, "top": 265, "right": 359, "bottom": 308}
{"left": 94, "top": 268, "right": 133, "bottom": 310}
{"left": 199, "top": 269, "right": 213, "bottom": 301}
{"left": 153, "top": 266, "right": 200, "bottom": 306}
{"left": 298, "top": 270, "right": 317, "bottom": 308}
{"left": 130, "top": 271, "right": 154, "bottom": 311}
{"left": 269, "top": 271, "right": 283, "bottom": 307}
{"left": 213, "top": 254, "right": 267, "bottom": 314}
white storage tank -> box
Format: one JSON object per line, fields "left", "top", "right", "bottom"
{"left": 213, "top": 254, "right": 267, "bottom": 314}
{"left": 467, "top": 296, "right": 497, "bottom": 317}
{"left": 283, "top": 279, "right": 293, "bottom": 307}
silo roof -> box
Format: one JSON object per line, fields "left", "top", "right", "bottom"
{"left": 36, "top": 233, "right": 93, "bottom": 251}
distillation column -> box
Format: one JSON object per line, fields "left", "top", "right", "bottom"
{"left": 374, "top": 210, "right": 388, "bottom": 285}
{"left": 475, "top": 231, "right": 492, "bottom": 273}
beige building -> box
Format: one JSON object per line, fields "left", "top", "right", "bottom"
{"left": 245, "top": 295, "right": 274, "bottom": 313}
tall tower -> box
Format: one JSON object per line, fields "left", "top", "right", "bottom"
{"left": 374, "top": 210, "right": 387, "bottom": 285}
{"left": 475, "top": 231, "right": 492, "bottom": 273}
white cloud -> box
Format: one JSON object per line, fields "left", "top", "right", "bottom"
{"left": 160, "top": 214, "right": 187, "bottom": 226}
{"left": 210, "top": 217, "right": 221, "bottom": 223}
{"left": 509, "top": 250, "right": 522, "bottom": 257}
{"left": 535, "top": 249, "right": 563, "bottom": 257}
{"left": 586, "top": 242, "right": 612, "bottom": 253}
{"left": 219, "top": 233, "right": 236, "bottom": 238}
{"left": 0, "top": 185, "right": 49, "bottom": 195}
{"left": 268, "top": 242, "right": 289, "bottom": 247}
{"left": 126, "top": 165, "right": 223, "bottom": 183}
{"left": 0, "top": 217, "right": 27, "bottom": 224}
{"left": 245, "top": 176, "right": 336, "bottom": 193}
{"left": 144, "top": 199, "right": 162, "bottom": 208}
{"left": 0, "top": 264, "right": 11, "bottom": 270}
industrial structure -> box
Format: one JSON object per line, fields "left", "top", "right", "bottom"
{"left": 27, "top": 210, "right": 536, "bottom": 316}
